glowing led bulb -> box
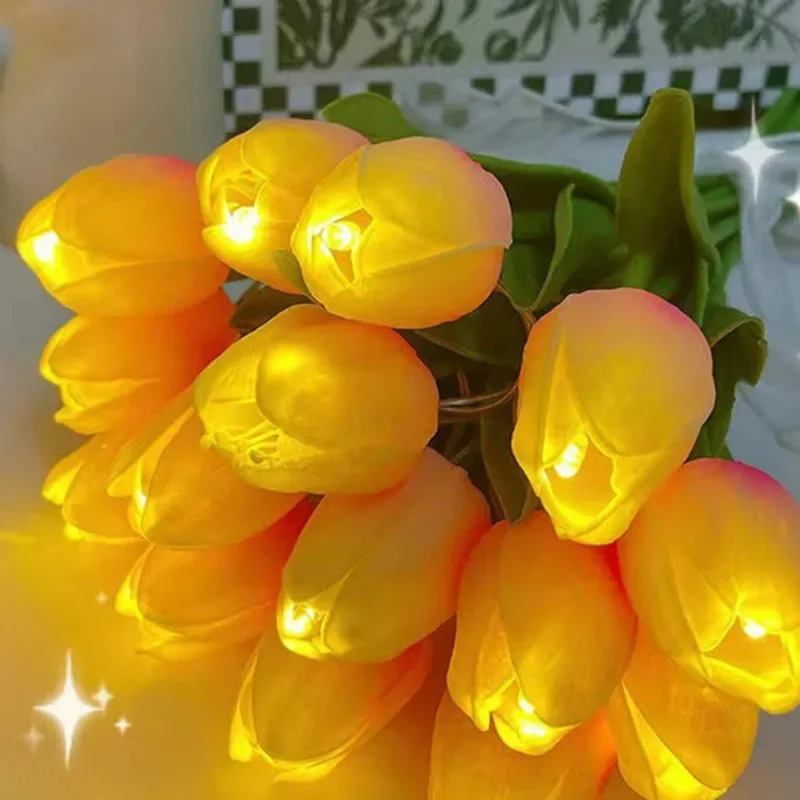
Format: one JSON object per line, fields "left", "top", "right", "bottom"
{"left": 553, "top": 437, "right": 587, "bottom": 479}
{"left": 519, "top": 719, "right": 550, "bottom": 739}
{"left": 319, "top": 220, "right": 359, "bottom": 252}
{"left": 517, "top": 695, "right": 535, "bottom": 715}
{"left": 224, "top": 206, "right": 260, "bottom": 245}
{"left": 742, "top": 619, "right": 768, "bottom": 640}
{"left": 32, "top": 231, "right": 60, "bottom": 265}
{"left": 281, "top": 603, "right": 318, "bottom": 638}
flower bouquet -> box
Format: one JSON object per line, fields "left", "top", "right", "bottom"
{"left": 16, "top": 87, "right": 800, "bottom": 799}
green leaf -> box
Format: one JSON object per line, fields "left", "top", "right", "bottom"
{"left": 500, "top": 242, "right": 552, "bottom": 310}
{"left": 480, "top": 395, "right": 531, "bottom": 523}
{"left": 758, "top": 89, "right": 800, "bottom": 137}
{"left": 415, "top": 292, "right": 527, "bottom": 369}
{"left": 321, "top": 92, "right": 424, "bottom": 142}
{"left": 616, "top": 88, "right": 718, "bottom": 324}
{"left": 512, "top": 208, "right": 554, "bottom": 240}
{"left": 274, "top": 249, "right": 311, "bottom": 295}
{"left": 691, "top": 306, "right": 768, "bottom": 459}
{"left": 533, "top": 186, "right": 621, "bottom": 310}
{"left": 400, "top": 332, "right": 481, "bottom": 379}
{"left": 231, "top": 282, "right": 310, "bottom": 335}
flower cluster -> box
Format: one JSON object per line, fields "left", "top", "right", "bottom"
{"left": 18, "top": 111, "right": 800, "bottom": 799}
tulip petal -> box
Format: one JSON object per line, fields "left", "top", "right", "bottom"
{"left": 236, "top": 622, "right": 432, "bottom": 780}
{"left": 620, "top": 458, "right": 800, "bottom": 713}
{"left": 279, "top": 449, "right": 490, "bottom": 661}
{"left": 608, "top": 630, "right": 758, "bottom": 800}
{"left": 498, "top": 512, "right": 637, "bottom": 727}
{"left": 602, "top": 766, "right": 646, "bottom": 799}
{"left": 117, "top": 505, "right": 308, "bottom": 656}
{"left": 428, "top": 693, "right": 615, "bottom": 800}
{"left": 42, "top": 440, "right": 91, "bottom": 506}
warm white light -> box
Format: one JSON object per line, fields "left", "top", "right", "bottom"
{"left": 23, "top": 726, "right": 45, "bottom": 753}
{"left": 93, "top": 685, "right": 113, "bottom": 712}
{"left": 95, "top": 592, "right": 109, "bottom": 606}
{"left": 35, "top": 651, "right": 100, "bottom": 766}
{"left": 114, "top": 717, "right": 132, "bottom": 736}
{"left": 281, "top": 603, "right": 318, "bottom": 638}
{"left": 742, "top": 619, "right": 768, "bottom": 640}
{"left": 727, "top": 104, "right": 784, "bottom": 200}
{"left": 319, "top": 220, "right": 359, "bottom": 252}
{"left": 517, "top": 695, "right": 535, "bottom": 715}
{"left": 32, "top": 231, "right": 59, "bottom": 265}
{"left": 553, "top": 439, "right": 587, "bottom": 479}
{"left": 519, "top": 719, "right": 550, "bottom": 739}
{"left": 224, "top": 206, "right": 260, "bottom": 245}
{"left": 133, "top": 487, "right": 148, "bottom": 514}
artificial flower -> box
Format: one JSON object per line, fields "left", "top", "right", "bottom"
{"left": 447, "top": 513, "right": 636, "bottom": 756}
{"left": 17, "top": 155, "right": 228, "bottom": 315}
{"left": 291, "top": 136, "right": 512, "bottom": 328}
{"left": 619, "top": 458, "right": 800, "bottom": 714}
{"left": 108, "top": 391, "right": 305, "bottom": 547}
{"left": 40, "top": 290, "right": 236, "bottom": 434}
{"left": 115, "top": 502, "right": 311, "bottom": 658}
{"left": 428, "top": 693, "right": 615, "bottom": 799}
{"left": 608, "top": 628, "right": 758, "bottom": 800}
{"left": 43, "top": 429, "right": 141, "bottom": 544}
{"left": 277, "top": 449, "right": 490, "bottom": 662}
{"left": 512, "top": 287, "right": 715, "bottom": 545}
{"left": 229, "top": 622, "right": 433, "bottom": 782}
{"left": 194, "top": 304, "right": 439, "bottom": 495}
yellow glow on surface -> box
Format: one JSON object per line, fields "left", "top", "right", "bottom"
{"left": 133, "top": 487, "right": 148, "bottom": 514}
{"left": 742, "top": 619, "right": 768, "bottom": 640}
{"left": 553, "top": 437, "right": 588, "bottom": 479}
{"left": 32, "top": 231, "right": 60, "bottom": 265}
{"left": 517, "top": 695, "right": 535, "bottom": 715}
{"left": 518, "top": 719, "right": 550, "bottom": 739}
{"left": 223, "top": 206, "right": 260, "bottom": 245}
{"left": 319, "top": 220, "right": 359, "bottom": 252}
{"left": 281, "top": 602, "right": 318, "bottom": 638}
{"left": 492, "top": 690, "right": 571, "bottom": 755}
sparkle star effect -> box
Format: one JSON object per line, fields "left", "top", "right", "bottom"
{"left": 23, "top": 726, "right": 45, "bottom": 752}
{"left": 115, "top": 717, "right": 132, "bottom": 736}
{"left": 34, "top": 650, "right": 100, "bottom": 767}
{"left": 93, "top": 685, "right": 113, "bottom": 712}
{"left": 95, "top": 591, "right": 109, "bottom": 606}
{"left": 727, "top": 103, "right": 784, "bottom": 201}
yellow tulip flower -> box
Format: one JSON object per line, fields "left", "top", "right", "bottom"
{"left": 40, "top": 291, "right": 236, "bottom": 434}
{"left": 197, "top": 118, "right": 367, "bottom": 292}
{"left": 108, "top": 391, "right": 305, "bottom": 547}
{"left": 277, "top": 449, "right": 490, "bottom": 662}
{"left": 620, "top": 458, "right": 800, "bottom": 714}
{"left": 512, "top": 288, "right": 714, "bottom": 545}
{"left": 291, "top": 137, "right": 512, "bottom": 328}
{"left": 447, "top": 513, "right": 636, "bottom": 756}
{"left": 608, "top": 629, "right": 758, "bottom": 800}
{"left": 17, "top": 155, "right": 228, "bottom": 315}
{"left": 429, "top": 693, "right": 616, "bottom": 800}
{"left": 229, "top": 623, "right": 433, "bottom": 782}
{"left": 194, "top": 304, "right": 439, "bottom": 495}
{"left": 43, "top": 430, "right": 142, "bottom": 545}
{"left": 116, "top": 504, "right": 310, "bottom": 658}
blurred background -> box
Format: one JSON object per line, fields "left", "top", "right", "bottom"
{"left": 0, "top": 1, "right": 798, "bottom": 798}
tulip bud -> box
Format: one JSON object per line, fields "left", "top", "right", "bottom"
{"left": 229, "top": 622, "right": 432, "bottom": 781}
{"left": 266, "top": 624, "right": 454, "bottom": 800}
{"left": 115, "top": 502, "right": 311, "bottom": 658}
{"left": 607, "top": 629, "right": 758, "bottom": 800}
{"left": 277, "top": 449, "right": 490, "bottom": 662}
{"left": 447, "top": 513, "right": 636, "bottom": 756}
{"left": 291, "top": 137, "right": 512, "bottom": 329}
{"left": 17, "top": 155, "right": 228, "bottom": 315}
{"left": 196, "top": 119, "right": 367, "bottom": 293}
{"left": 429, "top": 693, "right": 615, "bottom": 800}
{"left": 602, "top": 766, "right": 648, "bottom": 799}
{"left": 43, "top": 431, "right": 141, "bottom": 544}
{"left": 108, "top": 391, "right": 305, "bottom": 547}
{"left": 619, "top": 458, "right": 800, "bottom": 714}
{"left": 194, "top": 304, "right": 439, "bottom": 495}
{"left": 41, "top": 291, "right": 236, "bottom": 434}
{"left": 512, "top": 288, "right": 714, "bottom": 546}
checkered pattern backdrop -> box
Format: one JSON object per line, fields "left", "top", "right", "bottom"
{"left": 222, "top": 0, "right": 800, "bottom": 138}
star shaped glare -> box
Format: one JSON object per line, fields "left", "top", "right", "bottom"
{"left": 727, "top": 103, "right": 784, "bottom": 201}
{"left": 35, "top": 650, "right": 100, "bottom": 766}
{"left": 115, "top": 717, "right": 132, "bottom": 736}
{"left": 93, "top": 685, "right": 113, "bottom": 712}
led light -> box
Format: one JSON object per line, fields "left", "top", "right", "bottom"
{"left": 553, "top": 438, "right": 587, "bottom": 479}
{"left": 32, "top": 231, "right": 60, "bottom": 265}
{"left": 223, "top": 206, "right": 260, "bottom": 245}
{"left": 518, "top": 719, "right": 550, "bottom": 739}
{"left": 281, "top": 602, "right": 318, "bottom": 638}
{"left": 517, "top": 696, "right": 535, "bottom": 715}
{"left": 319, "top": 220, "right": 359, "bottom": 252}
{"left": 742, "top": 619, "right": 768, "bottom": 640}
